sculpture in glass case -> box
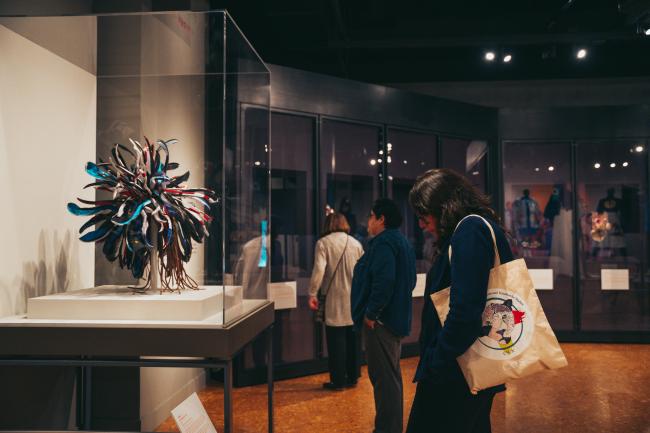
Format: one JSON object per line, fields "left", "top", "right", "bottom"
{"left": 67, "top": 138, "right": 217, "bottom": 292}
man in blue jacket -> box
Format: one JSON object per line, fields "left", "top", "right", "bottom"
{"left": 352, "top": 198, "right": 416, "bottom": 433}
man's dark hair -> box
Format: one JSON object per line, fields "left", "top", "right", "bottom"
{"left": 372, "top": 198, "right": 402, "bottom": 229}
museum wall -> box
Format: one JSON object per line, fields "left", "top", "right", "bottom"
{"left": 0, "top": 20, "right": 96, "bottom": 321}
{"left": 0, "top": 19, "right": 96, "bottom": 429}
{"left": 396, "top": 78, "right": 650, "bottom": 109}
{"left": 499, "top": 105, "right": 650, "bottom": 139}
{"left": 269, "top": 64, "right": 498, "bottom": 139}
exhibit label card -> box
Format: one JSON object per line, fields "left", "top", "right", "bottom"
{"left": 171, "top": 392, "right": 217, "bottom": 433}
{"left": 601, "top": 269, "right": 630, "bottom": 291}
{"left": 529, "top": 269, "right": 554, "bottom": 290}
{"left": 412, "top": 273, "right": 427, "bottom": 298}
{"left": 269, "top": 281, "right": 297, "bottom": 310}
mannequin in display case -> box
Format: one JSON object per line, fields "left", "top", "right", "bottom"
{"left": 592, "top": 188, "right": 627, "bottom": 257}
{"left": 512, "top": 189, "right": 542, "bottom": 248}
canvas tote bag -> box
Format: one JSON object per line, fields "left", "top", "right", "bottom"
{"left": 430, "top": 215, "right": 568, "bottom": 391}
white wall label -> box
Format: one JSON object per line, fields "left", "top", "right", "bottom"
{"left": 529, "top": 269, "right": 554, "bottom": 291}
{"left": 412, "top": 273, "right": 427, "bottom": 297}
{"left": 601, "top": 269, "right": 630, "bottom": 291}
{"left": 269, "top": 281, "right": 297, "bottom": 310}
{"left": 171, "top": 392, "right": 217, "bottom": 433}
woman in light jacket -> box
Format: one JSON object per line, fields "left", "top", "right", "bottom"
{"left": 308, "top": 212, "right": 364, "bottom": 390}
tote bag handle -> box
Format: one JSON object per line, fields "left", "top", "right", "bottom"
{"left": 448, "top": 214, "right": 501, "bottom": 268}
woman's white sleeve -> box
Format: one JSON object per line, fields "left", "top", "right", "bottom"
{"left": 308, "top": 240, "right": 327, "bottom": 297}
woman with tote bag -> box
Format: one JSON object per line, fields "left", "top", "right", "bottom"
{"left": 406, "top": 169, "right": 566, "bottom": 433}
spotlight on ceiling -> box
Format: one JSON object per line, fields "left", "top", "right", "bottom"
{"left": 594, "top": 163, "right": 601, "bottom": 169}
{"left": 534, "top": 167, "right": 540, "bottom": 172}
{"left": 503, "top": 54, "right": 512, "bottom": 63}
{"left": 548, "top": 166, "right": 555, "bottom": 172}
{"left": 635, "top": 145, "right": 645, "bottom": 153}
{"left": 646, "top": 28, "right": 650, "bottom": 36}
{"left": 576, "top": 48, "right": 588, "bottom": 59}
{"left": 485, "top": 51, "right": 496, "bottom": 61}
{"left": 622, "top": 162, "right": 629, "bottom": 167}
{"left": 610, "top": 162, "right": 616, "bottom": 168}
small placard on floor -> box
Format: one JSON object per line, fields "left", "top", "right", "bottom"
{"left": 171, "top": 392, "right": 218, "bottom": 433}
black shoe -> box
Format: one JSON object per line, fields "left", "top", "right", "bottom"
{"left": 322, "top": 381, "right": 345, "bottom": 391}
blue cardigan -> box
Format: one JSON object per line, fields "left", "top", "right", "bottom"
{"left": 351, "top": 228, "right": 417, "bottom": 337}
{"left": 414, "top": 216, "right": 513, "bottom": 390}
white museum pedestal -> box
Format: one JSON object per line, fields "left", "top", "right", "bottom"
{"left": 27, "top": 285, "right": 243, "bottom": 322}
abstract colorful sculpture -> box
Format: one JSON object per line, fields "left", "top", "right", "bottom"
{"left": 67, "top": 138, "right": 217, "bottom": 292}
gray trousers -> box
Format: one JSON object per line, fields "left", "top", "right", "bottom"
{"left": 364, "top": 323, "right": 403, "bottom": 433}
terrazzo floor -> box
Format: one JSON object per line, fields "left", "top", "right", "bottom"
{"left": 156, "top": 343, "right": 650, "bottom": 433}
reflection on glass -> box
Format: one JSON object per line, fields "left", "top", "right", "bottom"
{"left": 440, "top": 136, "right": 487, "bottom": 192}
{"left": 387, "top": 128, "right": 437, "bottom": 345}
{"left": 321, "top": 120, "right": 382, "bottom": 249}
{"left": 577, "top": 140, "right": 649, "bottom": 331}
{"left": 387, "top": 129, "right": 438, "bottom": 272}
{"left": 503, "top": 142, "right": 574, "bottom": 330}
{"left": 227, "top": 105, "right": 270, "bottom": 302}
{"left": 268, "top": 112, "right": 317, "bottom": 364}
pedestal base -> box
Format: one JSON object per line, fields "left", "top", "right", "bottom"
{"left": 27, "top": 285, "right": 243, "bottom": 321}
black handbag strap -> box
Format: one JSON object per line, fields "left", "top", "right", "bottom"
{"left": 321, "top": 235, "right": 349, "bottom": 298}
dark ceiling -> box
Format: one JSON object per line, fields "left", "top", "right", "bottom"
{"left": 212, "top": 0, "right": 650, "bottom": 83}
{"left": 2, "top": 0, "right": 649, "bottom": 84}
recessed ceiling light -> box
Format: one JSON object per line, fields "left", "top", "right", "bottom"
{"left": 370, "top": 159, "right": 376, "bottom": 166}
{"left": 622, "top": 161, "right": 629, "bottom": 167}
{"left": 254, "top": 161, "right": 261, "bottom": 166}
{"left": 403, "top": 160, "right": 408, "bottom": 164}
{"left": 548, "top": 166, "right": 555, "bottom": 171}
{"left": 503, "top": 54, "right": 512, "bottom": 63}
{"left": 610, "top": 162, "right": 616, "bottom": 168}
{"left": 635, "top": 145, "right": 644, "bottom": 153}
{"left": 594, "top": 163, "right": 601, "bottom": 169}
{"left": 576, "top": 48, "right": 587, "bottom": 59}
{"left": 485, "top": 51, "right": 496, "bottom": 61}
{"left": 534, "top": 167, "right": 540, "bottom": 172}
{"left": 645, "top": 28, "right": 650, "bottom": 36}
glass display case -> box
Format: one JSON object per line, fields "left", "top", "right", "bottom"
{"left": 502, "top": 141, "right": 575, "bottom": 331}
{"left": 0, "top": 11, "right": 270, "bottom": 326}
{"left": 576, "top": 140, "right": 649, "bottom": 331}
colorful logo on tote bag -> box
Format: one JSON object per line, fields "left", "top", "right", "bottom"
{"left": 471, "top": 289, "right": 534, "bottom": 360}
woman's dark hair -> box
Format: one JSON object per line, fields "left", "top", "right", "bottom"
{"left": 372, "top": 198, "right": 403, "bottom": 229}
{"left": 322, "top": 212, "right": 351, "bottom": 237}
{"left": 409, "top": 168, "right": 501, "bottom": 244}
